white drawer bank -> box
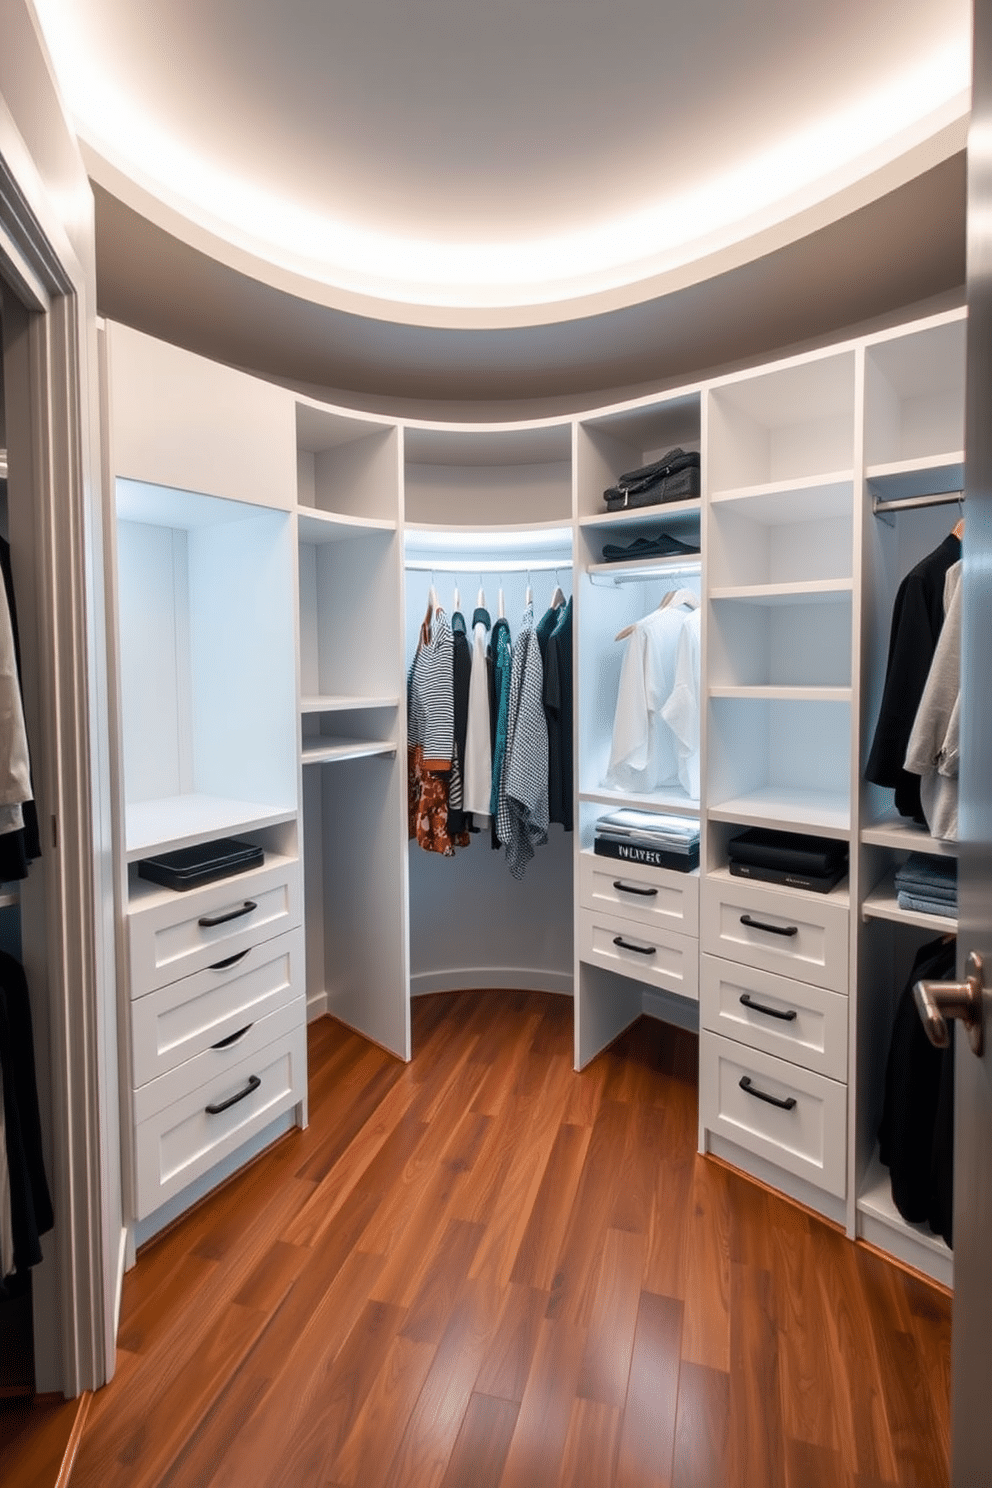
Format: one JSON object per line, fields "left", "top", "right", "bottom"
{"left": 699, "top": 870, "right": 849, "bottom": 1206}
{"left": 127, "top": 856, "right": 306, "bottom": 1220}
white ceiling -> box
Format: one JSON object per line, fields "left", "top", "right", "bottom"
{"left": 29, "top": 0, "right": 974, "bottom": 406}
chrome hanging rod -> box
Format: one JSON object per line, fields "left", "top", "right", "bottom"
{"left": 872, "top": 489, "right": 964, "bottom": 517}
{"left": 405, "top": 557, "right": 572, "bottom": 574}
{"left": 587, "top": 557, "right": 702, "bottom": 587}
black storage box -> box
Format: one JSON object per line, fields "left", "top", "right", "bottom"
{"left": 603, "top": 448, "right": 701, "bottom": 511}
{"left": 137, "top": 837, "right": 264, "bottom": 892}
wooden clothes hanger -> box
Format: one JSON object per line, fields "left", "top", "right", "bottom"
{"left": 953, "top": 517, "right": 965, "bottom": 540}
{"left": 549, "top": 567, "right": 566, "bottom": 609}
{"left": 614, "top": 587, "right": 698, "bottom": 642}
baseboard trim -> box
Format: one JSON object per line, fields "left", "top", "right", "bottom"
{"left": 57, "top": 1391, "right": 92, "bottom": 1488}
{"left": 410, "top": 968, "right": 573, "bottom": 998}
{"left": 306, "top": 989, "right": 328, "bottom": 1022}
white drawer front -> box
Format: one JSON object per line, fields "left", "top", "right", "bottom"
{"left": 700, "top": 875, "right": 848, "bottom": 991}
{"left": 131, "top": 926, "right": 304, "bottom": 1088}
{"left": 133, "top": 1014, "right": 306, "bottom": 1219}
{"left": 700, "top": 1031, "right": 847, "bottom": 1198}
{"left": 700, "top": 955, "right": 847, "bottom": 1081}
{"left": 579, "top": 852, "right": 699, "bottom": 936}
{"left": 129, "top": 857, "right": 302, "bottom": 996}
{"left": 578, "top": 907, "right": 698, "bottom": 1001}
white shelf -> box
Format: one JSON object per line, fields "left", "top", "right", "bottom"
{"left": 586, "top": 553, "right": 701, "bottom": 583}
{"left": 125, "top": 795, "right": 297, "bottom": 863}
{"left": 301, "top": 695, "right": 399, "bottom": 714}
{"left": 866, "top": 453, "right": 965, "bottom": 503}
{"left": 709, "top": 579, "right": 852, "bottom": 605}
{"left": 706, "top": 863, "right": 849, "bottom": 909}
{"left": 708, "top": 788, "right": 850, "bottom": 836}
{"left": 297, "top": 509, "right": 396, "bottom": 543}
{"left": 580, "top": 787, "right": 700, "bottom": 819}
{"left": 0, "top": 887, "right": 20, "bottom": 910}
{"left": 580, "top": 498, "right": 701, "bottom": 531}
{"left": 126, "top": 849, "right": 299, "bottom": 910}
{"left": 709, "top": 685, "right": 851, "bottom": 703}
{"left": 861, "top": 878, "right": 957, "bottom": 932}
{"left": 301, "top": 738, "right": 397, "bottom": 766}
{"left": 709, "top": 473, "right": 854, "bottom": 515}
{"left": 404, "top": 521, "right": 572, "bottom": 550}
{"left": 857, "top": 1150, "right": 953, "bottom": 1289}
{"left": 861, "top": 815, "right": 958, "bottom": 857}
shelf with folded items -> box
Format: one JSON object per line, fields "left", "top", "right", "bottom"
{"left": 576, "top": 389, "right": 701, "bottom": 523}
{"left": 860, "top": 813, "right": 958, "bottom": 857}
{"left": 861, "top": 876, "right": 957, "bottom": 932}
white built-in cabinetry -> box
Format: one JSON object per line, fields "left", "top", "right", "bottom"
{"left": 103, "top": 306, "right": 966, "bottom": 1287}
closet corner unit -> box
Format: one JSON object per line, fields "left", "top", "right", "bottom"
{"left": 294, "top": 400, "right": 408, "bottom": 1059}
{"left": 102, "top": 323, "right": 305, "bottom": 1246}
{"left": 699, "top": 347, "right": 857, "bottom": 1231}
{"left": 575, "top": 390, "right": 704, "bottom": 1070}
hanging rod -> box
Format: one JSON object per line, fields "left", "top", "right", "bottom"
{"left": 587, "top": 557, "right": 702, "bottom": 586}
{"left": 405, "top": 557, "right": 572, "bottom": 574}
{"left": 872, "top": 489, "right": 964, "bottom": 518}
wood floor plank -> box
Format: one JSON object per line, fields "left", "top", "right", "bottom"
{"left": 615, "top": 1291, "right": 683, "bottom": 1488}
{"left": 474, "top": 1284, "right": 549, "bottom": 1406}
{"left": 774, "top": 1215, "right": 843, "bottom": 1453}
{"left": 509, "top": 1122, "right": 591, "bottom": 1290}
{"left": 381, "top": 1276, "right": 504, "bottom": 1488}
{"left": 678, "top": 1159, "right": 732, "bottom": 1372}
{"left": 670, "top": 1362, "right": 730, "bottom": 1488}
{"left": 438, "top": 1391, "right": 520, "bottom": 1488}
{"left": 544, "top": 1099, "right": 636, "bottom": 1325}
{"left": 497, "top": 1315, "right": 588, "bottom": 1488}
{"left": 727, "top": 1261, "right": 786, "bottom": 1488}
{"left": 400, "top": 1217, "right": 486, "bottom": 1344}
{"left": 785, "top": 1437, "right": 853, "bottom": 1488}
{"left": 576, "top": 1228, "right": 645, "bottom": 1409}
{"left": 641, "top": 1157, "right": 694, "bottom": 1302}
{"left": 331, "top": 1333, "right": 437, "bottom": 1488}
{"left": 557, "top": 1398, "right": 622, "bottom": 1488}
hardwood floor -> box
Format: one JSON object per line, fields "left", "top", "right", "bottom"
{"left": 68, "top": 992, "right": 951, "bottom": 1488}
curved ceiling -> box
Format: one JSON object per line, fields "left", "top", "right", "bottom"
{"left": 34, "top": 0, "right": 970, "bottom": 319}
{"left": 28, "top": 0, "right": 973, "bottom": 409}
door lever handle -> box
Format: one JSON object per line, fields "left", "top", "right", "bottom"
{"left": 914, "top": 950, "right": 984, "bottom": 1056}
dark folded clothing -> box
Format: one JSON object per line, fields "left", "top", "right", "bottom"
{"left": 728, "top": 826, "right": 847, "bottom": 876}
{"left": 601, "top": 533, "right": 701, "bottom": 563}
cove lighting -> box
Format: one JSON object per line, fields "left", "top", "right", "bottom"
{"left": 34, "top": 3, "right": 970, "bottom": 310}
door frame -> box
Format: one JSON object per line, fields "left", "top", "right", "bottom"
{"left": 0, "top": 96, "right": 117, "bottom": 1394}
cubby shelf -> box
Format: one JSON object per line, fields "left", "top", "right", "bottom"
{"left": 579, "top": 788, "right": 700, "bottom": 817}
{"left": 860, "top": 816, "right": 958, "bottom": 857}
{"left": 866, "top": 453, "right": 965, "bottom": 502}
{"left": 301, "top": 739, "right": 397, "bottom": 766}
{"left": 857, "top": 1150, "right": 953, "bottom": 1289}
{"left": 861, "top": 879, "right": 957, "bottom": 932}
{"left": 709, "top": 579, "right": 852, "bottom": 604}
{"left": 708, "top": 790, "right": 850, "bottom": 836}
{"left": 579, "top": 498, "right": 701, "bottom": 531}
{"left": 297, "top": 510, "right": 396, "bottom": 543}
{"left": 709, "top": 473, "right": 854, "bottom": 509}
{"left": 301, "top": 695, "right": 399, "bottom": 714}
{"left": 709, "top": 685, "right": 851, "bottom": 703}
{"left": 705, "top": 862, "right": 850, "bottom": 909}
{"left": 125, "top": 796, "right": 297, "bottom": 863}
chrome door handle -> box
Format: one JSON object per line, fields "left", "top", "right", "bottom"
{"left": 914, "top": 950, "right": 985, "bottom": 1056}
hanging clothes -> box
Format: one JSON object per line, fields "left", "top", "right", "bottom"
{"left": 0, "top": 951, "right": 54, "bottom": 1274}
{"left": 877, "top": 935, "right": 956, "bottom": 1247}
{"left": 463, "top": 605, "right": 493, "bottom": 826}
{"left": 904, "top": 560, "right": 961, "bottom": 841}
{"left": 0, "top": 538, "right": 40, "bottom": 881}
{"left": 544, "top": 596, "right": 573, "bottom": 831}
{"left": 488, "top": 616, "right": 513, "bottom": 841}
{"left": 407, "top": 603, "right": 469, "bottom": 856}
{"left": 865, "top": 531, "right": 960, "bottom": 822}
{"left": 659, "top": 604, "right": 701, "bottom": 798}
{"left": 447, "top": 609, "right": 471, "bottom": 838}
{"left": 497, "top": 600, "right": 549, "bottom": 878}
{"left": 0, "top": 1072, "right": 14, "bottom": 1282}
{"left": 605, "top": 593, "right": 699, "bottom": 796}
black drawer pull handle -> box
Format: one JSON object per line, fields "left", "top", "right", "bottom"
{"left": 210, "top": 1024, "right": 254, "bottom": 1051}
{"left": 612, "top": 880, "right": 659, "bottom": 897}
{"left": 205, "top": 1074, "right": 261, "bottom": 1114}
{"left": 739, "top": 1075, "right": 797, "bottom": 1111}
{"left": 739, "top": 992, "right": 798, "bottom": 1022}
{"left": 198, "top": 900, "right": 257, "bottom": 929}
{"left": 209, "top": 949, "right": 251, "bottom": 971}
{"left": 740, "top": 913, "right": 798, "bottom": 938}
{"left": 613, "top": 935, "right": 656, "bottom": 956}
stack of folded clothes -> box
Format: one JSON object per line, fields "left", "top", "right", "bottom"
{"left": 594, "top": 809, "right": 700, "bottom": 872}
{"left": 894, "top": 854, "right": 957, "bottom": 919}
{"left": 601, "top": 533, "right": 700, "bottom": 564}
{"left": 727, "top": 827, "right": 848, "bottom": 893}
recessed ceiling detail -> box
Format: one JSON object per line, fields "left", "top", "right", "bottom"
{"left": 34, "top": 0, "right": 970, "bottom": 320}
